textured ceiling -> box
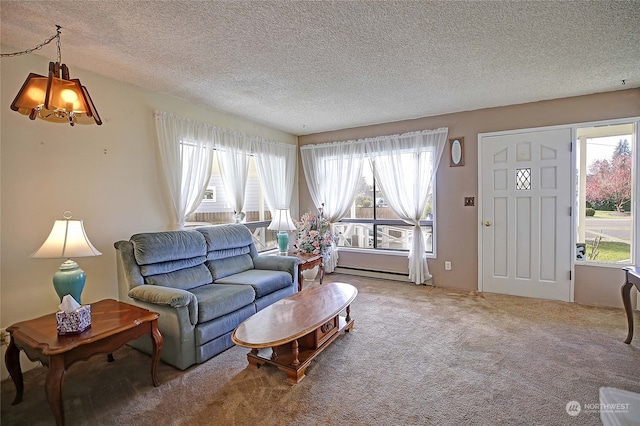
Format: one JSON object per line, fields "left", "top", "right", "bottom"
{"left": 1, "top": 1, "right": 639, "bottom": 135}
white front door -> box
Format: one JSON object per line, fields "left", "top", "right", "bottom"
{"left": 479, "top": 127, "right": 573, "bottom": 302}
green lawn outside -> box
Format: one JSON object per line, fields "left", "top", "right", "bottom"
{"left": 583, "top": 209, "right": 631, "bottom": 261}
{"left": 585, "top": 241, "right": 631, "bottom": 262}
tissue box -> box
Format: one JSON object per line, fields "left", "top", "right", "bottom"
{"left": 56, "top": 305, "right": 91, "bottom": 335}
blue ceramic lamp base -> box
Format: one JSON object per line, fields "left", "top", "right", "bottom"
{"left": 277, "top": 231, "right": 289, "bottom": 255}
{"left": 52, "top": 259, "right": 86, "bottom": 304}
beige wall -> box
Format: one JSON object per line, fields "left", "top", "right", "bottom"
{"left": 299, "top": 88, "right": 640, "bottom": 307}
{"left": 2, "top": 45, "right": 638, "bottom": 381}
{"left": 0, "top": 47, "right": 297, "bottom": 378}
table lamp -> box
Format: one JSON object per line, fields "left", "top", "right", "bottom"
{"left": 30, "top": 212, "right": 102, "bottom": 304}
{"left": 268, "top": 209, "right": 296, "bottom": 255}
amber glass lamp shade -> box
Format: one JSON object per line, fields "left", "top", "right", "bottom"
{"left": 10, "top": 62, "right": 101, "bottom": 126}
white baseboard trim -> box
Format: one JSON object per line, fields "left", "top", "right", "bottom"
{"left": 333, "top": 266, "right": 434, "bottom": 286}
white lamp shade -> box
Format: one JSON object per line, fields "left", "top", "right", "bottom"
{"left": 267, "top": 209, "right": 296, "bottom": 231}
{"left": 31, "top": 219, "right": 102, "bottom": 258}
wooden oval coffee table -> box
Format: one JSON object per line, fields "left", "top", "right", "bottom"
{"left": 232, "top": 282, "right": 357, "bottom": 384}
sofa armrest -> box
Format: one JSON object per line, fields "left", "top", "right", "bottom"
{"left": 253, "top": 255, "right": 299, "bottom": 276}
{"left": 253, "top": 256, "right": 300, "bottom": 291}
{"left": 129, "top": 285, "right": 198, "bottom": 325}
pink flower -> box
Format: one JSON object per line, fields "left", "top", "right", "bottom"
{"left": 293, "top": 210, "right": 337, "bottom": 255}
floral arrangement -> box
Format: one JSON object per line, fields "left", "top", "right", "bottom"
{"left": 294, "top": 211, "right": 336, "bottom": 256}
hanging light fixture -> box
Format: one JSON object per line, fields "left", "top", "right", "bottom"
{"left": 2, "top": 25, "right": 101, "bottom": 126}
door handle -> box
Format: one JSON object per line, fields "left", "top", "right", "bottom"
{"left": 484, "top": 221, "right": 492, "bottom": 227}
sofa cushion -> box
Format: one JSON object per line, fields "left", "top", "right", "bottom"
{"left": 130, "top": 230, "right": 212, "bottom": 291}
{"left": 144, "top": 263, "right": 212, "bottom": 291}
{"left": 131, "top": 231, "right": 206, "bottom": 265}
{"left": 206, "top": 254, "right": 254, "bottom": 281}
{"left": 214, "top": 270, "right": 292, "bottom": 298}
{"left": 194, "top": 304, "right": 255, "bottom": 347}
{"left": 197, "top": 225, "right": 260, "bottom": 279}
{"left": 189, "top": 283, "right": 255, "bottom": 323}
{"left": 140, "top": 256, "right": 206, "bottom": 277}
{"left": 197, "top": 224, "right": 256, "bottom": 252}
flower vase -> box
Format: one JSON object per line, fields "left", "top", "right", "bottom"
{"left": 301, "top": 265, "right": 320, "bottom": 282}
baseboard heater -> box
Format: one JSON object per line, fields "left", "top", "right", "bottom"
{"left": 333, "top": 266, "right": 411, "bottom": 283}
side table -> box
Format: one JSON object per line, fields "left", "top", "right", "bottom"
{"left": 4, "top": 299, "right": 163, "bottom": 426}
{"left": 291, "top": 252, "right": 325, "bottom": 291}
{"left": 622, "top": 266, "right": 640, "bottom": 344}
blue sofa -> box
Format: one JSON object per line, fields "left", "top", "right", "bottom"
{"left": 114, "top": 224, "right": 299, "bottom": 370}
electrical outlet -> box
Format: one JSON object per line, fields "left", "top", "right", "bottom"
{"left": 444, "top": 261, "right": 452, "bottom": 271}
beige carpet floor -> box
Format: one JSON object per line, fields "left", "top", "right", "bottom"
{"left": 2, "top": 274, "right": 639, "bottom": 425}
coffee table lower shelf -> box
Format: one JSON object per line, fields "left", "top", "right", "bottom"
{"left": 245, "top": 315, "right": 353, "bottom": 384}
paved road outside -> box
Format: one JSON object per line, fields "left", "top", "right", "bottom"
{"left": 584, "top": 217, "right": 631, "bottom": 243}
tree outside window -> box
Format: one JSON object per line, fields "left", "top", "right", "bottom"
{"left": 586, "top": 140, "right": 631, "bottom": 213}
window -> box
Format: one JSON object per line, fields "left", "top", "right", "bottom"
{"left": 576, "top": 121, "right": 637, "bottom": 264}
{"left": 516, "top": 168, "right": 532, "bottom": 190}
{"left": 335, "top": 158, "right": 434, "bottom": 254}
{"left": 187, "top": 151, "right": 278, "bottom": 252}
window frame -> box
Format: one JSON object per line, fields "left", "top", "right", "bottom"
{"left": 336, "top": 153, "right": 437, "bottom": 258}
{"left": 573, "top": 117, "right": 639, "bottom": 267}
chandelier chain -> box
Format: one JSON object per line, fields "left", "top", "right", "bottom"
{"left": 56, "top": 29, "right": 62, "bottom": 63}
{"left": 0, "top": 25, "right": 62, "bottom": 59}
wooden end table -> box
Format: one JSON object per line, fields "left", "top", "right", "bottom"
{"left": 291, "top": 252, "right": 325, "bottom": 291}
{"left": 4, "top": 299, "right": 163, "bottom": 426}
{"left": 622, "top": 266, "right": 640, "bottom": 344}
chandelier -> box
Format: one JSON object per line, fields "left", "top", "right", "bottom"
{"left": 1, "top": 25, "right": 102, "bottom": 126}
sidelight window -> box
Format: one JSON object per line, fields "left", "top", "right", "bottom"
{"left": 575, "top": 121, "right": 637, "bottom": 264}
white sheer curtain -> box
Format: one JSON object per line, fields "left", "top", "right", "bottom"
{"left": 215, "top": 131, "right": 249, "bottom": 223}
{"left": 364, "top": 128, "right": 448, "bottom": 284}
{"left": 155, "top": 111, "right": 214, "bottom": 229}
{"left": 155, "top": 111, "right": 297, "bottom": 230}
{"left": 300, "top": 141, "right": 366, "bottom": 272}
{"left": 253, "top": 139, "right": 296, "bottom": 213}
